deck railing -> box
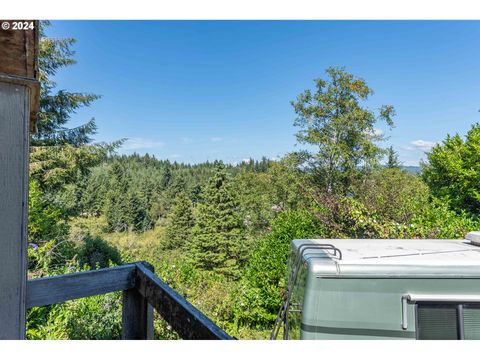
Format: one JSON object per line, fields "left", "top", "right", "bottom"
{"left": 26, "top": 261, "right": 233, "bottom": 340}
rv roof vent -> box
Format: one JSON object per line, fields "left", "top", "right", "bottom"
{"left": 465, "top": 232, "right": 480, "bottom": 247}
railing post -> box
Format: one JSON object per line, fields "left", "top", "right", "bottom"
{"left": 122, "top": 289, "right": 154, "bottom": 339}
{"left": 122, "top": 263, "right": 154, "bottom": 340}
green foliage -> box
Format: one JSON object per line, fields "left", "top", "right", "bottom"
{"left": 104, "top": 161, "right": 132, "bottom": 232}
{"left": 386, "top": 146, "right": 401, "bottom": 168}
{"left": 191, "top": 162, "right": 245, "bottom": 276}
{"left": 234, "top": 210, "right": 324, "bottom": 327}
{"left": 27, "top": 261, "right": 123, "bottom": 340}
{"left": 28, "top": 180, "right": 69, "bottom": 245}
{"left": 28, "top": 180, "right": 73, "bottom": 274}
{"left": 164, "top": 192, "right": 195, "bottom": 249}
{"left": 354, "top": 168, "right": 429, "bottom": 224}
{"left": 235, "top": 156, "right": 312, "bottom": 234}
{"left": 29, "top": 21, "right": 121, "bottom": 199}
{"left": 30, "top": 143, "right": 119, "bottom": 193}
{"left": 422, "top": 123, "right": 480, "bottom": 216}
{"left": 80, "top": 165, "right": 110, "bottom": 216}
{"left": 75, "top": 230, "right": 122, "bottom": 269}
{"left": 291, "top": 66, "right": 395, "bottom": 195}
{"left": 33, "top": 21, "right": 100, "bottom": 147}
{"left": 27, "top": 293, "right": 122, "bottom": 340}
{"left": 409, "top": 199, "right": 480, "bottom": 239}
{"left": 103, "top": 160, "right": 155, "bottom": 232}
{"left": 323, "top": 195, "right": 479, "bottom": 240}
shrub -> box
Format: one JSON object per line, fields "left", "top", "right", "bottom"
{"left": 422, "top": 123, "right": 480, "bottom": 216}
{"left": 233, "top": 210, "right": 325, "bottom": 327}
{"left": 354, "top": 168, "right": 429, "bottom": 223}
{"left": 409, "top": 199, "right": 480, "bottom": 239}
{"left": 26, "top": 261, "right": 123, "bottom": 340}
{"left": 73, "top": 229, "right": 122, "bottom": 269}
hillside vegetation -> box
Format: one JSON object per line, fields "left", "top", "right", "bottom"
{"left": 26, "top": 22, "right": 480, "bottom": 339}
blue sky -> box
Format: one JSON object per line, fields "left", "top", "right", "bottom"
{"left": 46, "top": 21, "right": 480, "bottom": 166}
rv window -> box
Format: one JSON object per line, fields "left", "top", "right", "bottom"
{"left": 416, "top": 303, "right": 480, "bottom": 340}
{"left": 463, "top": 305, "right": 480, "bottom": 340}
{"left": 416, "top": 304, "right": 458, "bottom": 340}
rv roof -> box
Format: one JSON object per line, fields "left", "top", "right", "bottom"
{"left": 292, "top": 239, "right": 480, "bottom": 278}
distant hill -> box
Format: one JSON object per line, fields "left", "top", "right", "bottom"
{"left": 401, "top": 165, "right": 421, "bottom": 174}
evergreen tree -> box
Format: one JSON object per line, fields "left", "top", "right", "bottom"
{"left": 104, "top": 162, "right": 130, "bottom": 232}
{"left": 163, "top": 192, "right": 195, "bottom": 249}
{"left": 30, "top": 21, "right": 120, "bottom": 192}
{"left": 386, "top": 146, "right": 401, "bottom": 168}
{"left": 190, "top": 162, "right": 244, "bottom": 276}
{"left": 33, "top": 21, "right": 99, "bottom": 147}
{"left": 126, "top": 188, "right": 152, "bottom": 232}
{"left": 80, "top": 165, "right": 110, "bottom": 216}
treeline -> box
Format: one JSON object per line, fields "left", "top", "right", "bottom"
{"left": 73, "top": 155, "right": 307, "bottom": 275}
{"left": 78, "top": 155, "right": 275, "bottom": 233}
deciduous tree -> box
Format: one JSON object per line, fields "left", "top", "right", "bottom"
{"left": 291, "top": 66, "right": 395, "bottom": 195}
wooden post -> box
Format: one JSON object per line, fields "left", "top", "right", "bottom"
{"left": 122, "top": 262, "right": 154, "bottom": 340}
{"left": 122, "top": 289, "right": 154, "bottom": 339}
{"left": 0, "top": 80, "right": 30, "bottom": 339}
{"left": 0, "top": 20, "right": 39, "bottom": 339}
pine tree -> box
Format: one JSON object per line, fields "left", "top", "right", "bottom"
{"left": 163, "top": 192, "right": 195, "bottom": 249}
{"left": 190, "top": 162, "right": 244, "bottom": 276}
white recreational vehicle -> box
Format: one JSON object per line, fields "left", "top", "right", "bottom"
{"left": 272, "top": 233, "right": 480, "bottom": 340}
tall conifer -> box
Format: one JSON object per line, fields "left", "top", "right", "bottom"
{"left": 164, "top": 192, "right": 195, "bottom": 249}
{"left": 190, "top": 162, "right": 244, "bottom": 275}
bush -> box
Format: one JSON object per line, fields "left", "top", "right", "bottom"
{"left": 422, "top": 123, "right": 480, "bottom": 216}
{"left": 233, "top": 210, "right": 325, "bottom": 328}
{"left": 26, "top": 261, "right": 123, "bottom": 340}
{"left": 28, "top": 180, "right": 69, "bottom": 246}
{"left": 73, "top": 229, "right": 122, "bottom": 269}
{"left": 409, "top": 199, "right": 480, "bottom": 239}
{"left": 27, "top": 292, "right": 122, "bottom": 340}
{"left": 330, "top": 195, "right": 479, "bottom": 240}
{"left": 354, "top": 168, "right": 429, "bottom": 223}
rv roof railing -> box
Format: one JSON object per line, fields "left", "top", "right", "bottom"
{"left": 271, "top": 243, "right": 342, "bottom": 340}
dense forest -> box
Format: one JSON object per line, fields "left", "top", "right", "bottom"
{"left": 27, "top": 22, "right": 480, "bottom": 339}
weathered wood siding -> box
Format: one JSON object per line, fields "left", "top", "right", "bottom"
{"left": 0, "top": 20, "right": 38, "bottom": 78}
{"left": 0, "top": 20, "right": 40, "bottom": 132}
{"left": 0, "top": 81, "right": 30, "bottom": 339}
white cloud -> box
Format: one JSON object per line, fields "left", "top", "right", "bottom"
{"left": 210, "top": 137, "right": 223, "bottom": 142}
{"left": 365, "top": 128, "right": 384, "bottom": 137}
{"left": 409, "top": 140, "right": 438, "bottom": 152}
{"left": 122, "top": 138, "right": 165, "bottom": 150}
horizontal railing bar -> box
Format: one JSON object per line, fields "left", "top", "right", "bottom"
{"left": 135, "top": 263, "right": 234, "bottom": 340}
{"left": 26, "top": 263, "right": 137, "bottom": 308}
